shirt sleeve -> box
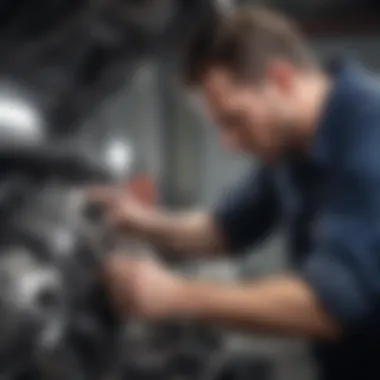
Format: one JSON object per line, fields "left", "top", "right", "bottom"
{"left": 302, "top": 119, "right": 380, "bottom": 334}
{"left": 213, "top": 166, "right": 282, "bottom": 253}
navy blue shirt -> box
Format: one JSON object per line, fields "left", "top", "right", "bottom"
{"left": 214, "top": 60, "right": 380, "bottom": 380}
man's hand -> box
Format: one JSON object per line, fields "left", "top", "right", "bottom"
{"left": 89, "top": 188, "right": 225, "bottom": 256}
{"left": 103, "top": 255, "right": 185, "bottom": 319}
{"left": 102, "top": 255, "right": 341, "bottom": 340}
{"left": 89, "top": 187, "right": 153, "bottom": 235}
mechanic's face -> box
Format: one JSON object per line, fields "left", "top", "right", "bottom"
{"left": 201, "top": 64, "right": 299, "bottom": 161}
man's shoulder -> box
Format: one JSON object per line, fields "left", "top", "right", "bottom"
{"left": 328, "top": 63, "right": 380, "bottom": 172}
{"left": 337, "top": 62, "right": 380, "bottom": 121}
{"left": 344, "top": 68, "right": 380, "bottom": 144}
{"left": 350, "top": 65, "right": 380, "bottom": 111}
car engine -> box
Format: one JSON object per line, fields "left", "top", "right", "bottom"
{"left": 0, "top": 143, "right": 225, "bottom": 380}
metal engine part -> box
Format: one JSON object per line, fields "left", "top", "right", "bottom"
{"left": 0, "top": 143, "right": 226, "bottom": 380}
{"left": 0, "top": 145, "right": 119, "bottom": 380}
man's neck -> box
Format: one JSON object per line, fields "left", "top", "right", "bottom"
{"left": 294, "top": 71, "right": 332, "bottom": 154}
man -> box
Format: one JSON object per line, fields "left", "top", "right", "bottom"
{"left": 96, "top": 7, "right": 380, "bottom": 380}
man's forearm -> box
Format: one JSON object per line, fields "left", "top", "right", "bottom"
{"left": 138, "top": 211, "right": 225, "bottom": 257}
{"left": 174, "top": 276, "right": 341, "bottom": 340}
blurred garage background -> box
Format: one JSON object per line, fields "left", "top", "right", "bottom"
{"left": 1, "top": 0, "right": 380, "bottom": 379}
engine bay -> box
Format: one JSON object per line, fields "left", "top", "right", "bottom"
{"left": 0, "top": 143, "right": 227, "bottom": 380}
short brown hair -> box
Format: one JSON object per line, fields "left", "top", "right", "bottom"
{"left": 183, "top": 6, "right": 317, "bottom": 86}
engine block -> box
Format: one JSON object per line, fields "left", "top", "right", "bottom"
{"left": 0, "top": 144, "right": 225, "bottom": 380}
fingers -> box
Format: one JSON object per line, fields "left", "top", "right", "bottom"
{"left": 88, "top": 186, "right": 137, "bottom": 204}
{"left": 103, "top": 254, "right": 127, "bottom": 282}
{"left": 84, "top": 187, "right": 124, "bottom": 231}
{"left": 87, "top": 187, "right": 132, "bottom": 216}
{"left": 85, "top": 185, "right": 146, "bottom": 234}
{"left": 87, "top": 186, "right": 119, "bottom": 204}
{"left": 102, "top": 255, "right": 146, "bottom": 315}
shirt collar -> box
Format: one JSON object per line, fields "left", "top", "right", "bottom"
{"left": 309, "top": 59, "right": 360, "bottom": 165}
